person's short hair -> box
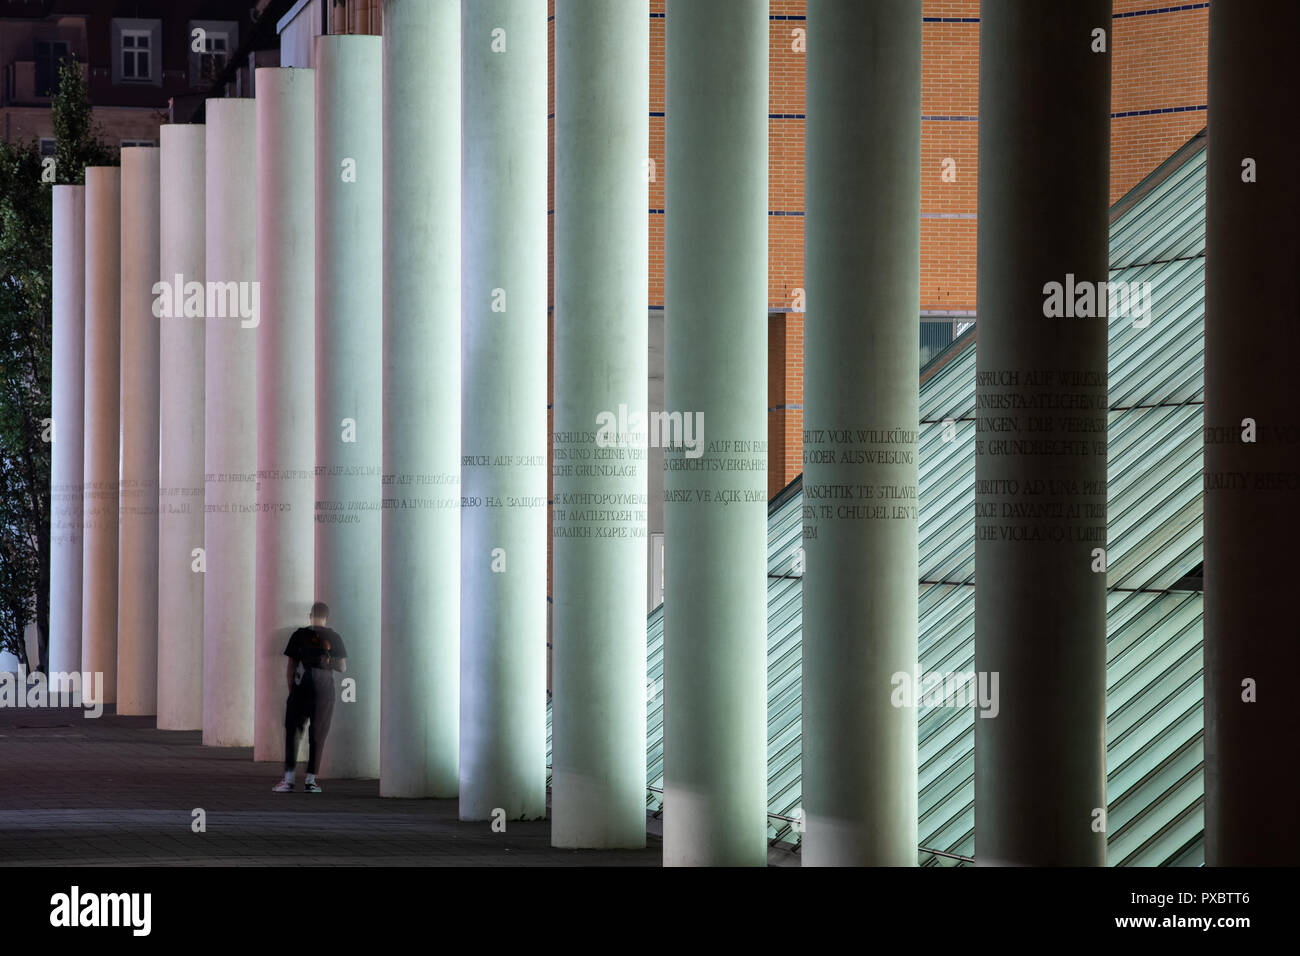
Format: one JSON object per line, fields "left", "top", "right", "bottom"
{"left": 310, "top": 601, "right": 329, "bottom": 620}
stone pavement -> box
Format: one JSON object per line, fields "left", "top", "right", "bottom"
{"left": 0, "top": 705, "right": 661, "bottom": 866}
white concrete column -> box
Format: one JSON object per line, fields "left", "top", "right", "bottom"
{"left": 551, "top": 0, "right": 649, "bottom": 848}
{"left": 973, "top": 0, "right": 1110, "bottom": 866}
{"left": 459, "top": 0, "right": 548, "bottom": 821}
{"left": 157, "top": 124, "right": 206, "bottom": 731}
{"left": 663, "top": 0, "right": 769, "bottom": 866}
{"left": 1203, "top": 0, "right": 1300, "bottom": 865}
{"left": 203, "top": 99, "right": 258, "bottom": 747}
{"left": 49, "top": 184, "right": 85, "bottom": 677}
{"left": 82, "top": 167, "right": 121, "bottom": 704}
{"left": 254, "top": 68, "right": 316, "bottom": 762}
{"left": 380, "top": 0, "right": 459, "bottom": 796}
{"left": 315, "top": 35, "right": 383, "bottom": 779}
{"left": 116, "top": 146, "right": 161, "bottom": 715}
{"left": 802, "top": 0, "right": 922, "bottom": 866}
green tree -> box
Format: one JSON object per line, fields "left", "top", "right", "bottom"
{"left": 52, "top": 57, "right": 117, "bottom": 185}
{"left": 0, "top": 57, "right": 115, "bottom": 672}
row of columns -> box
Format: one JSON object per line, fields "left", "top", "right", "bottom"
{"left": 42, "top": 0, "right": 1295, "bottom": 865}
{"left": 43, "top": 0, "right": 640, "bottom": 846}
{"left": 970, "top": 0, "right": 1298, "bottom": 867}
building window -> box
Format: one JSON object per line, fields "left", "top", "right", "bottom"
{"left": 185, "top": 20, "right": 239, "bottom": 87}
{"left": 187, "top": 21, "right": 239, "bottom": 88}
{"left": 199, "top": 32, "right": 229, "bottom": 84}
{"left": 121, "top": 30, "right": 151, "bottom": 81}
{"left": 111, "top": 19, "right": 161, "bottom": 87}
{"left": 33, "top": 41, "right": 70, "bottom": 97}
{"left": 120, "top": 139, "right": 155, "bottom": 148}
{"left": 39, "top": 138, "right": 56, "bottom": 158}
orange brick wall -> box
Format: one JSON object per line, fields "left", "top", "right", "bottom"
{"left": 1111, "top": 1, "right": 1209, "bottom": 203}
{"left": 921, "top": 2, "right": 980, "bottom": 315}
{"left": 767, "top": 312, "right": 804, "bottom": 499}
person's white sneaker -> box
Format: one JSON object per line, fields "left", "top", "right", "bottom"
{"left": 272, "top": 779, "right": 293, "bottom": 793}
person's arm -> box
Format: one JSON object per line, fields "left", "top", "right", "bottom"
{"left": 283, "top": 630, "right": 303, "bottom": 689}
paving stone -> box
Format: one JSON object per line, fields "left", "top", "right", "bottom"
{"left": 0, "top": 705, "right": 661, "bottom": 866}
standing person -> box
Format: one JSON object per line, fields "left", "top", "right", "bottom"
{"left": 273, "top": 601, "right": 348, "bottom": 793}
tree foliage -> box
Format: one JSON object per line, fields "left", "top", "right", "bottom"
{"left": 52, "top": 58, "right": 117, "bottom": 185}
{"left": 0, "top": 57, "right": 115, "bottom": 670}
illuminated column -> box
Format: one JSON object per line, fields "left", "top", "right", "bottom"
{"left": 380, "top": 0, "right": 459, "bottom": 796}
{"left": 551, "top": 0, "right": 649, "bottom": 847}
{"left": 116, "top": 146, "right": 161, "bottom": 715}
{"left": 157, "top": 124, "right": 205, "bottom": 731}
{"left": 802, "top": 0, "right": 921, "bottom": 866}
{"left": 663, "top": 0, "right": 768, "bottom": 866}
{"left": 459, "top": 0, "right": 547, "bottom": 821}
{"left": 49, "top": 184, "right": 85, "bottom": 677}
{"left": 974, "top": 0, "right": 1110, "bottom": 866}
{"left": 203, "top": 99, "right": 258, "bottom": 747}
{"left": 254, "top": 68, "right": 316, "bottom": 762}
{"left": 82, "top": 167, "right": 121, "bottom": 704}
{"left": 1203, "top": 0, "right": 1300, "bottom": 865}
{"left": 315, "top": 35, "right": 382, "bottom": 779}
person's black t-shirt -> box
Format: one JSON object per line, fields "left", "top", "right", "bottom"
{"left": 284, "top": 625, "right": 348, "bottom": 669}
